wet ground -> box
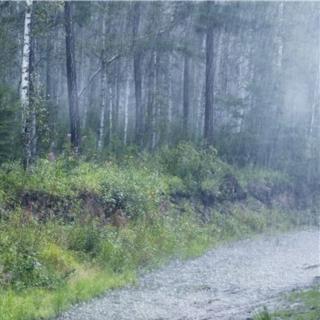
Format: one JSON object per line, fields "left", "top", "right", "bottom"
{"left": 58, "top": 228, "right": 320, "bottom": 320}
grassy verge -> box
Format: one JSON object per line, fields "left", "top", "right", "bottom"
{"left": 255, "top": 286, "right": 320, "bottom": 320}
{"left": 0, "top": 207, "right": 300, "bottom": 320}
{"left": 0, "top": 144, "right": 313, "bottom": 320}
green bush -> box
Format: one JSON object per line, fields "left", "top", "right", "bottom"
{"left": 236, "top": 167, "right": 292, "bottom": 191}
{"left": 67, "top": 222, "right": 102, "bottom": 256}
{"left": 0, "top": 158, "right": 168, "bottom": 219}
{"left": 0, "top": 86, "right": 19, "bottom": 164}
{"left": 98, "top": 164, "right": 165, "bottom": 217}
{"left": 157, "top": 143, "right": 231, "bottom": 196}
{"left": 0, "top": 213, "right": 64, "bottom": 290}
{"left": 98, "top": 237, "right": 131, "bottom": 272}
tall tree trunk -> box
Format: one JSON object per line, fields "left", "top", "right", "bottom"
{"left": 153, "top": 50, "right": 161, "bottom": 149}
{"left": 183, "top": 54, "right": 190, "bottom": 137}
{"left": 64, "top": 1, "right": 81, "bottom": 154}
{"left": 97, "top": 60, "right": 107, "bottom": 152}
{"left": 113, "top": 61, "right": 120, "bottom": 136}
{"left": 46, "top": 33, "right": 53, "bottom": 140}
{"left": 268, "top": 1, "right": 285, "bottom": 167}
{"left": 307, "top": 6, "right": 320, "bottom": 185}
{"left": 30, "top": 36, "right": 37, "bottom": 161}
{"left": 108, "top": 84, "right": 113, "bottom": 145}
{"left": 168, "top": 54, "right": 173, "bottom": 125}
{"left": 124, "top": 68, "right": 130, "bottom": 145}
{"left": 195, "top": 34, "right": 205, "bottom": 140}
{"left": 21, "top": 0, "right": 33, "bottom": 169}
{"left": 132, "top": 2, "right": 143, "bottom": 146}
{"left": 97, "top": 13, "right": 107, "bottom": 152}
{"left": 204, "top": 6, "right": 215, "bottom": 145}
{"left": 181, "top": 14, "right": 193, "bottom": 139}
{"left": 146, "top": 51, "right": 156, "bottom": 150}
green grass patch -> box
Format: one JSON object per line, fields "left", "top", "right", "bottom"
{"left": 0, "top": 269, "right": 134, "bottom": 320}
{"left": 0, "top": 207, "right": 297, "bottom": 320}
{"left": 254, "top": 286, "right": 320, "bottom": 320}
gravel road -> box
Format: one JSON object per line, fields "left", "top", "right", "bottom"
{"left": 58, "top": 228, "right": 320, "bottom": 320}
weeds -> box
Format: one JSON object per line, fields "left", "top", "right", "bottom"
{"left": 255, "top": 307, "right": 272, "bottom": 320}
{"left": 0, "top": 144, "right": 311, "bottom": 320}
{"left": 254, "top": 286, "right": 320, "bottom": 320}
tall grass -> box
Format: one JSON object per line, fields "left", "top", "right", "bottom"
{"left": 0, "top": 207, "right": 295, "bottom": 320}
{"left": 0, "top": 145, "right": 309, "bottom": 320}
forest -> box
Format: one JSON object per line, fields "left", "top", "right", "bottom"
{"left": 0, "top": 1, "right": 319, "bottom": 320}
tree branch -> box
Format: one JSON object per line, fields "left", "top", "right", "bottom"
{"left": 78, "top": 54, "right": 120, "bottom": 98}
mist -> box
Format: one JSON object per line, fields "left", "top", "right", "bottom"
{"left": 0, "top": 1, "right": 319, "bottom": 319}
{"left": 0, "top": 2, "right": 319, "bottom": 176}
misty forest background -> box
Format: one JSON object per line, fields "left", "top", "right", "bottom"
{"left": 0, "top": 1, "right": 319, "bottom": 191}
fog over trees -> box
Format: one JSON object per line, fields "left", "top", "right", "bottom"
{"left": 0, "top": 1, "right": 319, "bottom": 189}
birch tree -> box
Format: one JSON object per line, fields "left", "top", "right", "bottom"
{"left": 21, "top": 0, "right": 33, "bottom": 169}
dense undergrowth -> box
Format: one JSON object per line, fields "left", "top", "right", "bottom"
{"left": 0, "top": 144, "right": 315, "bottom": 320}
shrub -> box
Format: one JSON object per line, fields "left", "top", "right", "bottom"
{"left": 67, "top": 222, "right": 102, "bottom": 255}
{"left": 0, "top": 86, "right": 19, "bottom": 163}
{"left": 0, "top": 213, "right": 63, "bottom": 290}
{"left": 40, "top": 243, "right": 78, "bottom": 275}
{"left": 157, "top": 143, "right": 232, "bottom": 196}
{"left": 236, "top": 167, "right": 292, "bottom": 191}
{"left": 97, "top": 163, "right": 166, "bottom": 218}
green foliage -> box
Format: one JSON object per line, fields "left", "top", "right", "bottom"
{"left": 0, "top": 86, "right": 19, "bottom": 163}
{"left": 255, "top": 307, "right": 272, "bottom": 320}
{"left": 32, "top": 88, "right": 51, "bottom": 156}
{"left": 255, "top": 286, "right": 320, "bottom": 320}
{"left": 0, "top": 270, "right": 133, "bottom": 320}
{"left": 0, "top": 213, "right": 67, "bottom": 291}
{"left": 0, "top": 148, "right": 311, "bottom": 320}
{"left": 67, "top": 222, "right": 102, "bottom": 255}
{"left": 159, "top": 143, "right": 215, "bottom": 181}
{"left": 236, "top": 167, "right": 292, "bottom": 189}
{"left": 157, "top": 143, "right": 232, "bottom": 195}
{"left": 0, "top": 158, "right": 166, "bottom": 218}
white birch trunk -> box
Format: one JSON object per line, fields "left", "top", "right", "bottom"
{"left": 21, "top": 0, "right": 32, "bottom": 128}
{"left": 21, "top": 0, "right": 33, "bottom": 169}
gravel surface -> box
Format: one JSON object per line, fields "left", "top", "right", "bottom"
{"left": 58, "top": 228, "right": 320, "bottom": 320}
